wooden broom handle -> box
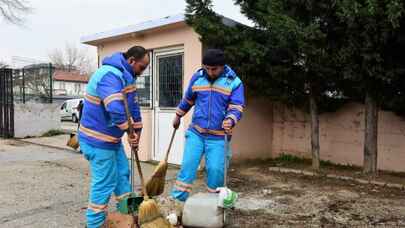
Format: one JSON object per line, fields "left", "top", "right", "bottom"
{"left": 133, "top": 146, "right": 149, "bottom": 199}
{"left": 164, "top": 128, "right": 177, "bottom": 162}
{"left": 122, "top": 92, "right": 149, "bottom": 199}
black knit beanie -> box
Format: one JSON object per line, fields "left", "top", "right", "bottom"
{"left": 202, "top": 49, "right": 226, "bottom": 66}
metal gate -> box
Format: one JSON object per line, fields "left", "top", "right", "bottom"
{"left": 0, "top": 68, "right": 14, "bottom": 138}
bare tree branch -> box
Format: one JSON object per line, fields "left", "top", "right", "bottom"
{"left": 0, "top": 61, "right": 8, "bottom": 68}
{"left": 48, "top": 48, "right": 64, "bottom": 69}
{"left": 0, "top": 0, "right": 32, "bottom": 25}
{"left": 48, "top": 43, "right": 96, "bottom": 75}
{"left": 24, "top": 67, "right": 52, "bottom": 100}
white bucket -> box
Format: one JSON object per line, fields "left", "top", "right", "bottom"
{"left": 182, "top": 193, "right": 225, "bottom": 228}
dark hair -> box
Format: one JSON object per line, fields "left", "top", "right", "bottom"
{"left": 202, "top": 49, "right": 226, "bottom": 66}
{"left": 123, "top": 46, "right": 147, "bottom": 60}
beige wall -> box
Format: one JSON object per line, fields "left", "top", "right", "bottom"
{"left": 122, "top": 109, "right": 153, "bottom": 160}
{"left": 272, "top": 102, "right": 405, "bottom": 173}
{"left": 231, "top": 97, "right": 273, "bottom": 162}
{"left": 92, "top": 22, "right": 275, "bottom": 163}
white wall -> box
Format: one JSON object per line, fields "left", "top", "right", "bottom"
{"left": 53, "top": 81, "right": 86, "bottom": 96}
{"left": 14, "top": 103, "right": 61, "bottom": 138}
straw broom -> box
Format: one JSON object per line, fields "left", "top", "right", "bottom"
{"left": 132, "top": 144, "right": 172, "bottom": 228}
{"left": 145, "top": 128, "right": 176, "bottom": 197}
{"left": 67, "top": 113, "right": 81, "bottom": 150}
{"left": 122, "top": 92, "right": 173, "bottom": 228}
{"left": 66, "top": 133, "right": 79, "bottom": 150}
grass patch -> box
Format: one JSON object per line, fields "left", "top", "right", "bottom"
{"left": 321, "top": 160, "right": 361, "bottom": 172}
{"left": 233, "top": 153, "right": 405, "bottom": 181}
{"left": 274, "top": 153, "right": 361, "bottom": 171}
{"left": 275, "top": 154, "right": 308, "bottom": 163}
{"left": 41, "top": 129, "right": 66, "bottom": 137}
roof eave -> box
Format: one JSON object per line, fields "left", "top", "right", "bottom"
{"left": 81, "top": 13, "right": 249, "bottom": 46}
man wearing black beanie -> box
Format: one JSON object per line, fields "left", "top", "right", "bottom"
{"left": 167, "top": 48, "right": 245, "bottom": 222}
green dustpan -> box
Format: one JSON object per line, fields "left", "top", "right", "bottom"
{"left": 117, "top": 93, "right": 144, "bottom": 215}
{"left": 117, "top": 192, "right": 144, "bottom": 214}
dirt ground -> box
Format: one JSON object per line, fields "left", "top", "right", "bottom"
{"left": 158, "top": 162, "right": 405, "bottom": 228}
{"left": 219, "top": 164, "right": 405, "bottom": 227}
{"left": 2, "top": 138, "right": 405, "bottom": 227}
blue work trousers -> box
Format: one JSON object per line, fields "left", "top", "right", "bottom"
{"left": 171, "top": 130, "right": 230, "bottom": 201}
{"left": 80, "top": 141, "right": 131, "bottom": 228}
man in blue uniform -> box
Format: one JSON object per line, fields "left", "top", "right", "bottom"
{"left": 170, "top": 49, "right": 245, "bottom": 217}
{"left": 79, "top": 46, "right": 149, "bottom": 228}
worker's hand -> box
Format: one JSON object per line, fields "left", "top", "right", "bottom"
{"left": 128, "top": 132, "right": 140, "bottom": 147}
{"left": 222, "top": 118, "right": 234, "bottom": 134}
{"left": 173, "top": 115, "right": 181, "bottom": 129}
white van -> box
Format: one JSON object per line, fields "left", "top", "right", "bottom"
{"left": 60, "top": 98, "right": 83, "bottom": 123}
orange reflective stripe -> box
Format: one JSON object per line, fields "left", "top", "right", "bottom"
{"left": 117, "top": 121, "right": 129, "bottom": 130}
{"left": 176, "top": 108, "right": 186, "bottom": 116}
{"left": 185, "top": 98, "right": 194, "bottom": 105}
{"left": 193, "top": 125, "right": 205, "bottom": 134}
{"left": 121, "top": 117, "right": 142, "bottom": 130}
{"left": 174, "top": 185, "right": 192, "bottom": 193}
{"left": 85, "top": 94, "right": 101, "bottom": 105}
{"left": 115, "top": 192, "right": 131, "bottom": 201}
{"left": 193, "top": 124, "right": 228, "bottom": 136}
{"left": 192, "top": 85, "right": 231, "bottom": 95}
{"left": 80, "top": 126, "right": 120, "bottom": 143}
{"left": 212, "top": 86, "right": 231, "bottom": 96}
{"left": 228, "top": 104, "right": 244, "bottom": 112}
{"left": 88, "top": 203, "right": 108, "bottom": 213}
{"left": 104, "top": 93, "right": 124, "bottom": 106}
{"left": 132, "top": 121, "right": 143, "bottom": 129}
{"left": 209, "top": 129, "right": 228, "bottom": 136}
{"left": 226, "top": 114, "right": 238, "bottom": 124}
{"left": 175, "top": 180, "right": 192, "bottom": 193}
{"left": 122, "top": 85, "right": 137, "bottom": 93}
{"left": 176, "top": 180, "right": 192, "bottom": 188}
{"left": 192, "top": 85, "right": 211, "bottom": 92}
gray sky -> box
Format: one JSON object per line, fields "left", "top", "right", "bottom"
{"left": 0, "top": 0, "right": 251, "bottom": 66}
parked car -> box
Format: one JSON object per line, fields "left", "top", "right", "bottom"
{"left": 60, "top": 98, "right": 83, "bottom": 123}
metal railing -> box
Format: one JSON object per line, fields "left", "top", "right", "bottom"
{"left": 13, "top": 63, "right": 54, "bottom": 104}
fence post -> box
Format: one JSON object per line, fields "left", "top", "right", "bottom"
{"left": 0, "top": 69, "right": 3, "bottom": 137}
{"left": 9, "top": 69, "right": 14, "bottom": 138}
{"left": 0, "top": 69, "right": 14, "bottom": 138}
{"left": 49, "top": 63, "right": 53, "bottom": 103}
{"left": 22, "top": 68, "right": 25, "bottom": 104}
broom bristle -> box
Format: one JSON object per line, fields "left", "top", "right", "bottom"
{"left": 138, "top": 199, "right": 173, "bottom": 228}
{"left": 67, "top": 134, "right": 79, "bottom": 150}
{"left": 145, "top": 161, "right": 168, "bottom": 197}
{"left": 140, "top": 217, "right": 173, "bottom": 228}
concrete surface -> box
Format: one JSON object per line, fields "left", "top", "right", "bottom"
{"left": 2, "top": 136, "right": 405, "bottom": 227}
{"left": 14, "top": 103, "right": 61, "bottom": 138}
{"left": 20, "top": 134, "right": 76, "bottom": 152}
{"left": 61, "top": 121, "right": 78, "bottom": 133}
{"left": 0, "top": 138, "right": 178, "bottom": 228}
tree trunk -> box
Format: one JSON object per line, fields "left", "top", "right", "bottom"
{"left": 364, "top": 91, "right": 378, "bottom": 174}
{"left": 309, "top": 94, "right": 320, "bottom": 171}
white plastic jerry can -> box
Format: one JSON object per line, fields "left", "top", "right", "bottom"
{"left": 182, "top": 192, "right": 225, "bottom": 228}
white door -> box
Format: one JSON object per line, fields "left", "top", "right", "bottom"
{"left": 153, "top": 48, "right": 185, "bottom": 165}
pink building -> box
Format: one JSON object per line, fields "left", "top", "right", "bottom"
{"left": 82, "top": 14, "right": 405, "bottom": 173}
